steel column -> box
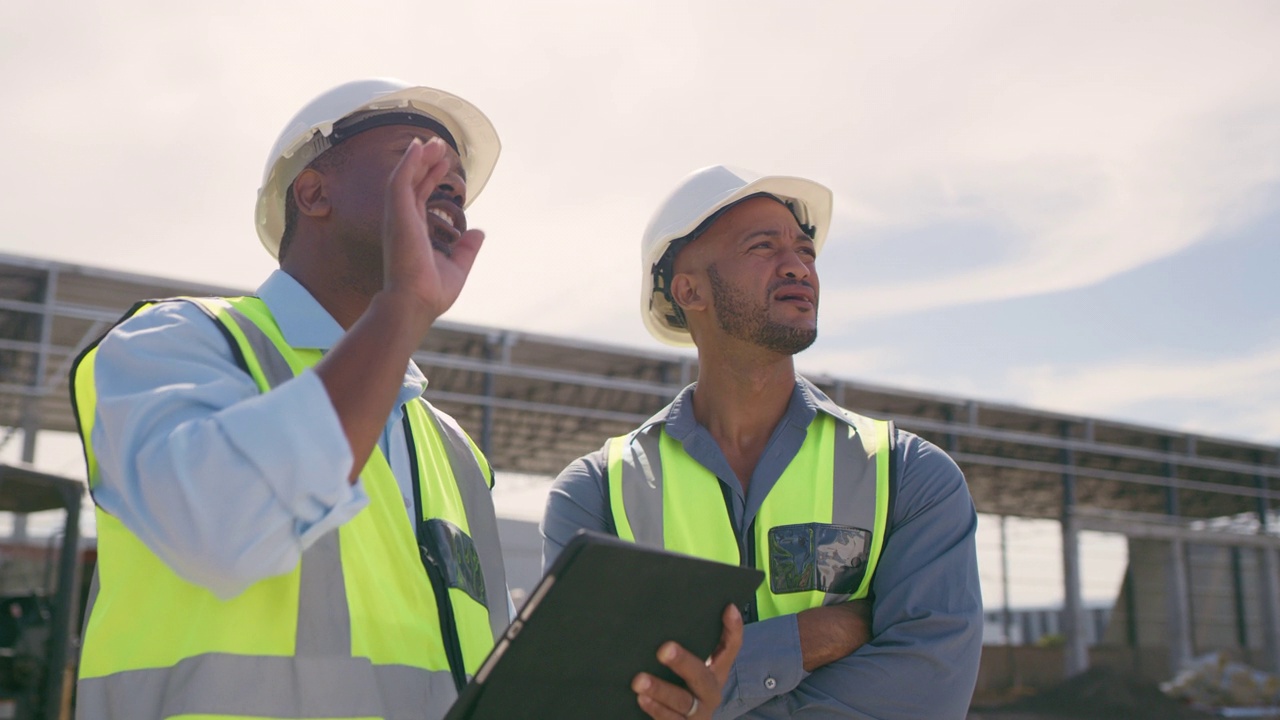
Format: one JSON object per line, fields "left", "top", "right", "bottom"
{"left": 1260, "top": 471, "right": 1280, "bottom": 672}
{"left": 1061, "top": 424, "right": 1088, "bottom": 675}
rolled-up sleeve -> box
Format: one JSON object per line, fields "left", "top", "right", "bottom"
{"left": 89, "top": 301, "right": 366, "bottom": 600}
{"left": 730, "top": 434, "right": 983, "bottom": 719}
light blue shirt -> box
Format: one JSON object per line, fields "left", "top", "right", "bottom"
{"left": 542, "top": 377, "right": 983, "bottom": 719}
{"left": 90, "top": 270, "right": 429, "bottom": 600}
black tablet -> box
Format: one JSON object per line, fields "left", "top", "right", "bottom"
{"left": 443, "top": 530, "right": 763, "bottom": 720}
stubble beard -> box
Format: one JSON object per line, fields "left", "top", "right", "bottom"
{"left": 707, "top": 264, "right": 817, "bottom": 355}
{"left": 336, "top": 217, "right": 385, "bottom": 297}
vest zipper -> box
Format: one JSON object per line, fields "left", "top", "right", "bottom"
{"left": 404, "top": 415, "right": 470, "bottom": 693}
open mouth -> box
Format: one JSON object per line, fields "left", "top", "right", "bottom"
{"left": 425, "top": 198, "right": 466, "bottom": 256}
{"left": 773, "top": 284, "right": 816, "bottom": 310}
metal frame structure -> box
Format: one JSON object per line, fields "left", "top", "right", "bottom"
{"left": 2, "top": 252, "right": 1278, "bottom": 678}
{"left": 0, "top": 463, "right": 83, "bottom": 720}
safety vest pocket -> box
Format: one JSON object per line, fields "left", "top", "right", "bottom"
{"left": 767, "top": 523, "right": 870, "bottom": 595}
{"left": 421, "top": 518, "right": 488, "bottom": 608}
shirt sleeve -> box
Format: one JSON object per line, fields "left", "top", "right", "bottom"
{"left": 725, "top": 433, "right": 984, "bottom": 719}
{"left": 88, "top": 301, "right": 366, "bottom": 600}
{"left": 540, "top": 450, "right": 809, "bottom": 715}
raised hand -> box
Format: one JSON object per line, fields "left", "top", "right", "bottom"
{"left": 382, "top": 136, "right": 485, "bottom": 333}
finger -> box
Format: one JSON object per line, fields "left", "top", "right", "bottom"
{"left": 708, "top": 604, "right": 744, "bottom": 683}
{"left": 656, "top": 642, "right": 719, "bottom": 711}
{"left": 387, "top": 138, "right": 425, "bottom": 206}
{"left": 632, "top": 674, "right": 695, "bottom": 720}
{"left": 410, "top": 138, "right": 452, "bottom": 206}
{"left": 443, "top": 228, "right": 485, "bottom": 272}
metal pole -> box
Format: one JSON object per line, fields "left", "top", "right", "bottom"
{"left": 42, "top": 482, "right": 82, "bottom": 720}
{"left": 1259, "top": 470, "right": 1280, "bottom": 672}
{"left": 480, "top": 337, "right": 496, "bottom": 458}
{"left": 1122, "top": 565, "right": 1140, "bottom": 674}
{"left": 1230, "top": 547, "right": 1249, "bottom": 653}
{"left": 1061, "top": 423, "right": 1088, "bottom": 676}
{"left": 1166, "top": 538, "right": 1193, "bottom": 673}
{"left": 1163, "top": 438, "right": 1193, "bottom": 673}
{"left": 14, "top": 403, "right": 37, "bottom": 540}
{"left": 1000, "top": 514, "right": 1020, "bottom": 688}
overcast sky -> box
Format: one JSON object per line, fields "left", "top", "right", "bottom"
{"left": 5, "top": 0, "right": 1275, "bottom": 611}
{"left": 3, "top": 0, "right": 1278, "bottom": 450}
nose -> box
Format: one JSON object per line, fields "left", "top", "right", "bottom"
{"left": 778, "top": 247, "right": 812, "bottom": 281}
{"left": 436, "top": 168, "right": 468, "bottom": 207}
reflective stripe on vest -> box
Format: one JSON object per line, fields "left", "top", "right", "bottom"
{"left": 70, "top": 296, "right": 504, "bottom": 720}
{"left": 607, "top": 411, "right": 891, "bottom": 619}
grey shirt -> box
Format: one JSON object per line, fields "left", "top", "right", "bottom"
{"left": 541, "top": 376, "right": 982, "bottom": 719}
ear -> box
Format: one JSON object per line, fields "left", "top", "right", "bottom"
{"left": 670, "top": 273, "right": 708, "bottom": 315}
{"left": 293, "top": 168, "right": 331, "bottom": 219}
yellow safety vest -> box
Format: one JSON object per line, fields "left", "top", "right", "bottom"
{"left": 69, "top": 296, "right": 507, "bottom": 720}
{"left": 607, "top": 411, "right": 891, "bottom": 621}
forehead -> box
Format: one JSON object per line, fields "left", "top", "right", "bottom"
{"left": 705, "top": 195, "right": 804, "bottom": 239}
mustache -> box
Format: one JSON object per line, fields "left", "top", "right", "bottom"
{"left": 768, "top": 279, "right": 815, "bottom": 294}
{"left": 429, "top": 189, "right": 461, "bottom": 206}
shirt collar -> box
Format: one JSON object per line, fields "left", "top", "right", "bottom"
{"left": 255, "top": 269, "right": 428, "bottom": 393}
{"left": 638, "top": 374, "right": 853, "bottom": 438}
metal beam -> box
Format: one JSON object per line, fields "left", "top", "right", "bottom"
{"left": 1260, "top": 470, "right": 1280, "bottom": 672}
{"left": 1072, "top": 510, "right": 1280, "bottom": 549}
{"left": 1061, "top": 429, "right": 1089, "bottom": 676}
{"left": 900, "top": 416, "right": 1280, "bottom": 479}
{"left": 413, "top": 349, "right": 681, "bottom": 398}
{"left": 1166, "top": 538, "right": 1194, "bottom": 673}
{"left": 951, "top": 452, "right": 1280, "bottom": 503}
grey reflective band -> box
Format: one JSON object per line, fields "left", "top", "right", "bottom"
{"left": 616, "top": 427, "right": 665, "bottom": 548}
{"left": 189, "top": 298, "right": 297, "bottom": 389}
{"left": 77, "top": 655, "right": 458, "bottom": 720}
{"left": 826, "top": 414, "right": 882, "bottom": 603}
{"left": 430, "top": 407, "right": 511, "bottom": 641}
{"left": 295, "top": 530, "right": 351, "bottom": 655}
{"left": 188, "top": 299, "right": 357, "bottom": 653}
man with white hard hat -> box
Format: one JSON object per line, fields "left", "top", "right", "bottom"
{"left": 70, "top": 80, "right": 739, "bottom": 720}
{"left": 543, "top": 166, "right": 983, "bottom": 718}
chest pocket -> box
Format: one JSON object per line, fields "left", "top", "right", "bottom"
{"left": 768, "top": 522, "right": 871, "bottom": 595}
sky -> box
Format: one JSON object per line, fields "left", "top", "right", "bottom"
{"left": 1, "top": 1, "right": 1276, "bottom": 607}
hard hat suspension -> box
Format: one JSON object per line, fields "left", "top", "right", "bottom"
{"left": 330, "top": 110, "right": 460, "bottom": 154}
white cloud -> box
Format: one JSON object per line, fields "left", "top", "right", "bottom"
{"left": 1003, "top": 345, "right": 1280, "bottom": 444}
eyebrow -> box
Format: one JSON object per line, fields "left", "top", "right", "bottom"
{"left": 739, "top": 229, "right": 814, "bottom": 246}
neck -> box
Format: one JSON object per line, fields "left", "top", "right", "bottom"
{"left": 280, "top": 254, "right": 376, "bottom": 330}
{"left": 691, "top": 340, "right": 797, "bottom": 453}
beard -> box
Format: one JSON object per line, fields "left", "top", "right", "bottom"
{"left": 707, "top": 264, "right": 817, "bottom": 355}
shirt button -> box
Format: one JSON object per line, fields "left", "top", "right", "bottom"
{"left": 764, "top": 677, "right": 777, "bottom": 690}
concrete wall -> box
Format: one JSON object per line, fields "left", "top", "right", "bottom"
{"left": 1107, "top": 538, "right": 1271, "bottom": 656}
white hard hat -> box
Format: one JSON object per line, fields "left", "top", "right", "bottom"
{"left": 640, "top": 165, "right": 833, "bottom": 347}
{"left": 254, "top": 78, "right": 501, "bottom": 258}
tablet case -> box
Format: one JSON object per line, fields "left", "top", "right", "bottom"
{"left": 443, "top": 530, "right": 763, "bottom": 720}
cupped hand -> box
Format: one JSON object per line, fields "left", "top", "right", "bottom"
{"left": 382, "top": 136, "right": 485, "bottom": 331}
